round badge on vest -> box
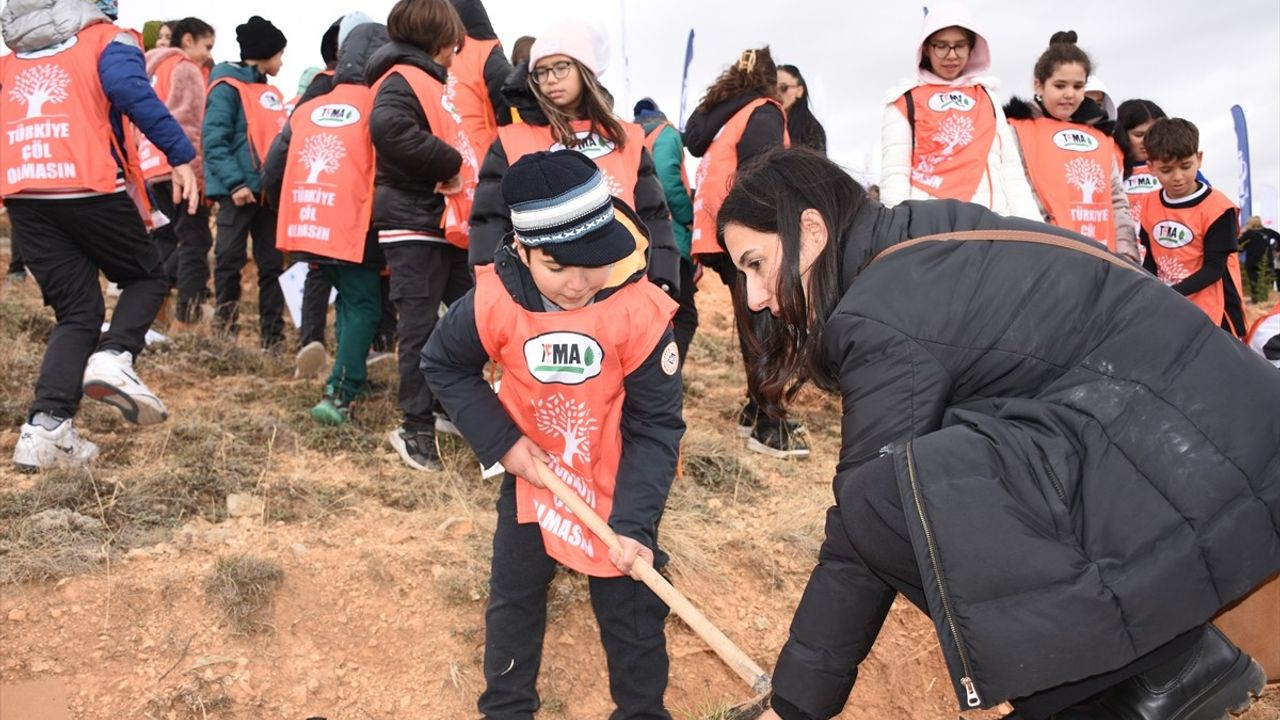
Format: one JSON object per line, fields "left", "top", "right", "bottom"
{"left": 259, "top": 91, "right": 284, "bottom": 112}
{"left": 309, "top": 104, "right": 361, "bottom": 128}
{"left": 1152, "top": 220, "right": 1196, "bottom": 249}
{"left": 550, "top": 132, "right": 616, "bottom": 160}
{"left": 1052, "top": 129, "right": 1100, "bottom": 152}
{"left": 523, "top": 332, "right": 606, "bottom": 385}
{"left": 660, "top": 341, "right": 679, "bottom": 376}
{"left": 928, "top": 91, "right": 976, "bottom": 112}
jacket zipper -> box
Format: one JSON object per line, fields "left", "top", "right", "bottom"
{"left": 905, "top": 441, "right": 982, "bottom": 708}
{"left": 1041, "top": 454, "right": 1066, "bottom": 501}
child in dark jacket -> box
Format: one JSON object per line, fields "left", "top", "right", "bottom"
{"left": 422, "top": 150, "right": 684, "bottom": 719}
{"left": 367, "top": 0, "right": 471, "bottom": 472}
{"left": 202, "top": 16, "right": 287, "bottom": 348}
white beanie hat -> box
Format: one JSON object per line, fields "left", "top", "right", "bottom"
{"left": 528, "top": 20, "right": 610, "bottom": 77}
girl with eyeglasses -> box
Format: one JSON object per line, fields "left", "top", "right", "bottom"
{"left": 466, "top": 20, "right": 680, "bottom": 301}
{"left": 880, "top": 5, "right": 1038, "bottom": 220}
{"left": 1004, "top": 31, "right": 1139, "bottom": 262}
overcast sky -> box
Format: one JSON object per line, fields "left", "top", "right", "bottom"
{"left": 99, "top": 0, "right": 1275, "bottom": 224}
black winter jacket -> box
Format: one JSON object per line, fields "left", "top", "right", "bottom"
{"left": 366, "top": 41, "right": 464, "bottom": 239}
{"left": 466, "top": 65, "right": 680, "bottom": 295}
{"left": 771, "top": 199, "right": 1280, "bottom": 716}
{"left": 261, "top": 23, "right": 390, "bottom": 267}
{"left": 682, "top": 91, "right": 786, "bottom": 165}
{"left": 421, "top": 203, "right": 684, "bottom": 551}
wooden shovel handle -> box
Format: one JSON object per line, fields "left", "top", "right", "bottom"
{"left": 532, "top": 459, "right": 772, "bottom": 694}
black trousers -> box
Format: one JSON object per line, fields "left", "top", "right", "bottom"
{"left": 6, "top": 194, "right": 167, "bottom": 419}
{"left": 479, "top": 476, "right": 671, "bottom": 720}
{"left": 771, "top": 454, "right": 1205, "bottom": 720}
{"left": 672, "top": 258, "right": 699, "bottom": 362}
{"left": 299, "top": 266, "right": 396, "bottom": 352}
{"left": 212, "top": 200, "right": 284, "bottom": 347}
{"left": 149, "top": 180, "right": 212, "bottom": 316}
{"left": 7, "top": 229, "right": 24, "bottom": 275}
{"left": 383, "top": 242, "right": 471, "bottom": 430}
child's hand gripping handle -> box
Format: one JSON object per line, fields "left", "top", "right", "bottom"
{"left": 531, "top": 458, "right": 772, "bottom": 695}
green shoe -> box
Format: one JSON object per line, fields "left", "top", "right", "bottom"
{"left": 311, "top": 395, "right": 352, "bottom": 426}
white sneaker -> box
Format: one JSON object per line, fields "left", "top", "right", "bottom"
{"left": 13, "top": 417, "right": 100, "bottom": 472}
{"left": 294, "top": 341, "right": 327, "bottom": 379}
{"left": 366, "top": 349, "right": 395, "bottom": 381}
{"left": 82, "top": 350, "right": 168, "bottom": 426}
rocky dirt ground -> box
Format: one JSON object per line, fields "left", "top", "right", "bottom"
{"left": 0, "top": 244, "right": 1276, "bottom": 720}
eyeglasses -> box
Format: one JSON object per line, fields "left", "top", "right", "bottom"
{"left": 929, "top": 41, "right": 971, "bottom": 58}
{"left": 532, "top": 60, "right": 573, "bottom": 84}
{"left": 778, "top": 82, "right": 800, "bottom": 93}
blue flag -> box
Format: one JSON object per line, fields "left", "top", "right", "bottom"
{"left": 1231, "top": 105, "right": 1252, "bottom": 225}
{"left": 678, "top": 29, "right": 695, "bottom": 132}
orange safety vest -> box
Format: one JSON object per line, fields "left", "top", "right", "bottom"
{"left": 1123, "top": 161, "right": 1161, "bottom": 232}
{"left": 643, "top": 121, "right": 691, "bottom": 195}
{"left": 448, "top": 37, "right": 502, "bottom": 163}
{"left": 0, "top": 23, "right": 127, "bottom": 196}
{"left": 136, "top": 52, "right": 202, "bottom": 181}
{"left": 473, "top": 265, "right": 678, "bottom": 576}
{"left": 1010, "top": 117, "right": 1120, "bottom": 251}
{"left": 1141, "top": 187, "right": 1244, "bottom": 329}
{"left": 285, "top": 68, "right": 335, "bottom": 116}
{"left": 894, "top": 84, "right": 996, "bottom": 202}
{"left": 690, "top": 98, "right": 789, "bottom": 256}
{"left": 383, "top": 63, "right": 480, "bottom": 249}
{"left": 275, "top": 84, "right": 375, "bottom": 264}
{"left": 207, "top": 76, "right": 286, "bottom": 167}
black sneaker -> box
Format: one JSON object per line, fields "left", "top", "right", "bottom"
{"left": 388, "top": 426, "right": 442, "bottom": 472}
{"left": 433, "top": 403, "right": 461, "bottom": 436}
{"left": 737, "top": 402, "right": 806, "bottom": 439}
{"left": 746, "top": 413, "right": 810, "bottom": 459}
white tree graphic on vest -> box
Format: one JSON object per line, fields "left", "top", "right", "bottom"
{"left": 298, "top": 134, "right": 346, "bottom": 184}
{"left": 8, "top": 65, "right": 71, "bottom": 119}
{"left": 932, "top": 115, "right": 974, "bottom": 156}
{"left": 1065, "top": 158, "right": 1105, "bottom": 204}
{"left": 1155, "top": 254, "right": 1191, "bottom": 286}
{"left": 534, "top": 394, "right": 599, "bottom": 470}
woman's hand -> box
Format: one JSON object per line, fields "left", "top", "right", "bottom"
{"left": 609, "top": 536, "right": 654, "bottom": 580}
{"left": 500, "top": 436, "right": 550, "bottom": 488}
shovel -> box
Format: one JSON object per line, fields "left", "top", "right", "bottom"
{"left": 532, "top": 458, "right": 772, "bottom": 719}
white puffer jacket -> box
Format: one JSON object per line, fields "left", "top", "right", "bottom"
{"left": 879, "top": 4, "right": 1040, "bottom": 220}
{"left": 1, "top": 0, "right": 108, "bottom": 53}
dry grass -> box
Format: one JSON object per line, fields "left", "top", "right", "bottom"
{"left": 682, "top": 430, "right": 761, "bottom": 497}
{"left": 140, "top": 674, "right": 233, "bottom": 719}
{"left": 203, "top": 553, "right": 284, "bottom": 633}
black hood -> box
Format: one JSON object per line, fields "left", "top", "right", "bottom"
{"left": 366, "top": 40, "right": 450, "bottom": 86}
{"left": 335, "top": 23, "right": 390, "bottom": 85}
{"left": 450, "top": 0, "right": 497, "bottom": 40}
{"left": 1004, "top": 94, "right": 1110, "bottom": 130}
{"left": 500, "top": 62, "right": 548, "bottom": 125}
{"left": 836, "top": 200, "right": 912, "bottom": 293}
{"left": 682, "top": 92, "right": 763, "bottom": 157}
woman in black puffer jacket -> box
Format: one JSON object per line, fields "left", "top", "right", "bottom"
{"left": 717, "top": 150, "right": 1280, "bottom": 720}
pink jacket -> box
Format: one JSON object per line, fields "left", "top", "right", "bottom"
{"left": 145, "top": 47, "right": 206, "bottom": 182}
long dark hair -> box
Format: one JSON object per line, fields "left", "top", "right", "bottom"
{"left": 528, "top": 58, "right": 628, "bottom": 150}
{"left": 716, "top": 148, "right": 865, "bottom": 417}
{"left": 1113, "top": 98, "right": 1166, "bottom": 177}
{"left": 777, "top": 64, "right": 826, "bottom": 154}
{"left": 697, "top": 47, "right": 779, "bottom": 113}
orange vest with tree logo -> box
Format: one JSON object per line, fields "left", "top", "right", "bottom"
{"left": 207, "top": 76, "right": 286, "bottom": 167}
{"left": 1123, "top": 161, "right": 1161, "bottom": 232}
{"left": 894, "top": 84, "right": 996, "bottom": 202}
{"left": 1, "top": 23, "right": 128, "bottom": 196}
{"left": 275, "top": 84, "right": 375, "bottom": 264}
{"left": 473, "top": 266, "right": 678, "bottom": 576}
{"left": 691, "top": 97, "right": 789, "bottom": 256}
{"left": 1010, "top": 117, "right": 1119, "bottom": 251}
{"left": 447, "top": 37, "right": 502, "bottom": 163}
{"left": 384, "top": 64, "right": 480, "bottom": 249}
{"left": 136, "top": 52, "right": 201, "bottom": 181}
{"left": 1141, "top": 187, "right": 1243, "bottom": 329}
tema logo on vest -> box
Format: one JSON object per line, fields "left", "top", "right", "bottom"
{"left": 523, "top": 332, "right": 604, "bottom": 385}
{"left": 550, "top": 132, "right": 615, "bottom": 160}
{"left": 1053, "top": 129, "right": 1100, "bottom": 153}
{"left": 1152, "top": 220, "right": 1195, "bottom": 249}
{"left": 310, "top": 103, "right": 361, "bottom": 128}
{"left": 259, "top": 91, "right": 284, "bottom": 112}
{"left": 1126, "top": 173, "right": 1160, "bottom": 194}
{"left": 928, "top": 91, "right": 976, "bottom": 112}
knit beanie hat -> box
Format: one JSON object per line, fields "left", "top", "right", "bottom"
{"left": 528, "top": 21, "right": 609, "bottom": 77}
{"left": 502, "top": 150, "right": 634, "bottom": 268}
{"left": 236, "top": 16, "right": 287, "bottom": 61}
